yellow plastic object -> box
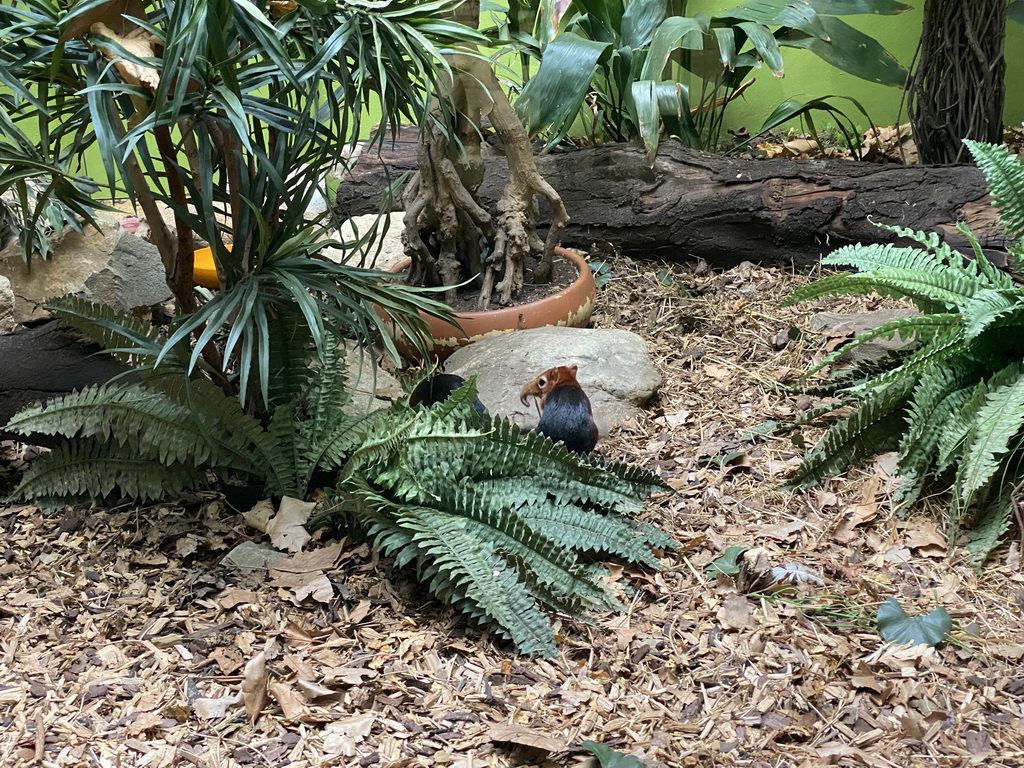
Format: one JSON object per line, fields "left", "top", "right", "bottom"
{"left": 193, "top": 246, "right": 223, "bottom": 289}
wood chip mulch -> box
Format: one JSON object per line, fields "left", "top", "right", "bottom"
{"left": 2, "top": 254, "right": 1023, "bottom": 768}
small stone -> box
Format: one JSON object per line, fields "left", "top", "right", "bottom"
{"left": 0, "top": 225, "right": 170, "bottom": 324}
{"left": 221, "top": 541, "right": 288, "bottom": 575}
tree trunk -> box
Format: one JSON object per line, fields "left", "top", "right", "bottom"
{"left": 908, "top": 0, "right": 1007, "bottom": 164}
{"left": 337, "top": 141, "right": 1010, "bottom": 269}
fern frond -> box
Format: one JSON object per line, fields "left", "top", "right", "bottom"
{"left": 592, "top": 455, "right": 668, "bottom": 497}
{"left": 895, "top": 364, "right": 976, "bottom": 503}
{"left": 782, "top": 269, "right": 980, "bottom": 313}
{"left": 964, "top": 139, "right": 1024, "bottom": 239}
{"left": 963, "top": 484, "right": 1014, "bottom": 566}
{"left": 4, "top": 383, "right": 240, "bottom": 468}
{"left": 961, "top": 289, "right": 1024, "bottom": 339}
{"left": 313, "top": 408, "right": 396, "bottom": 472}
{"left": 955, "top": 222, "right": 1014, "bottom": 288}
{"left": 266, "top": 400, "right": 309, "bottom": 499}
{"left": 937, "top": 363, "right": 1024, "bottom": 472}
{"left": 504, "top": 491, "right": 667, "bottom": 567}
{"left": 419, "top": 374, "right": 485, "bottom": 426}
{"left": 784, "top": 380, "right": 913, "bottom": 489}
{"left": 439, "top": 483, "right": 613, "bottom": 610}
{"left": 956, "top": 371, "right": 1024, "bottom": 497}
{"left": 11, "top": 438, "right": 201, "bottom": 502}
{"left": 798, "top": 314, "right": 955, "bottom": 381}
{"left": 823, "top": 239, "right": 959, "bottom": 275}
{"left": 306, "top": 338, "right": 352, "bottom": 446}
{"left": 45, "top": 295, "right": 176, "bottom": 366}
{"left": 353, "top": 485, "right": 561, "bottom": 657}
{"left": 846, "top": 328, "right": 965, "bottom": 395}
{"left": 265, "top": 310, "right": 316, "bottom": 416}
{"left": 156, "top": 376, "right": 294, "bottom": 485}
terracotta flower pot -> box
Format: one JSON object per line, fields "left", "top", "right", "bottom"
{"left": 388, "top": 246, "right": 596, "bottom": 361}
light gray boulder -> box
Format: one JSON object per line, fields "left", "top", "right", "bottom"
{"left": 444, "top": 326, "right": 661, "bottom": 438}
{"left": 0, "top": 225, "right": 171, "bottom": 323}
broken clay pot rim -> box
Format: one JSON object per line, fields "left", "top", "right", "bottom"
{"left": 388, "top": 246, "right": 596, "bottom": 361}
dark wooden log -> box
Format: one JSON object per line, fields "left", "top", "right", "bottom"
{"left": 335, "top": 139, "right": 1008, "bottom": 268}
{"left": 0, "top": 320, "right": 132, "bottom": 444}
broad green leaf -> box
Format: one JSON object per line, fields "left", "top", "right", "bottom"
{"left": 582, "top": 740, "right": 645, "bottom": 768}
{"left": 713, "top": 25, "right": 737, "bottom": 69}
{"left": 516, "top": 32, "right": 610, "bottom": 139}
{"left": 876, "top": 597, "right": 952, "bottom": 648}
{"left": 707, "top": 545, "right": 748, "bottom": 577}
{"left": 655, "top": 80, "right": 700, "bottom": 147}
{"left": 737, "top": 21, "right": 784, "bottom": 75}
{"left": 574, "top": 0, "right": 626, "bottom": 38}
{"left": 621, "top": 0, "right": 667, "bottom": 48}
{"left": 630, "top": 80, "right": 661, "bottom": 164}
{"left": 718, "top": 0, "right": 829, "bottom": 40}
{"left": 642, "top": 15, "right": 707, "bottom": 80}
{"left": 805, "top": 0, "right": 912, "bottom": 14}
{"left": 781, "top": 16, "right": 907, "bottom": 87}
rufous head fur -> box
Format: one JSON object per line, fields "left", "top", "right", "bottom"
{"left": 519, "top": 364, "right": 580, "bottom": 408}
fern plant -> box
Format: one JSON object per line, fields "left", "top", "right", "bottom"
{"left": 312, "top": 379, "right": 674, "bottom": 658}
{"left": 6, "top": 297, "right": 367, "bottom": 504}
{"left": 6, "top": 299, "right": 673, "bottom": 656}
{"left": 781, "top": 139, "right": 1024, "bottom": 565}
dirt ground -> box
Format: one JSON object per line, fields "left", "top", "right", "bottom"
{"left": 1, "top": 254, "right": 1022, "bottom": 768}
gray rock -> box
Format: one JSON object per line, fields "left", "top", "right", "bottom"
{"left": 222, "top": 541, "right": 289, "bottom": 575}
{"left": 0, "top": 275, "right": 14, "bottom": 333}
{"left": 0, "top": 224, "right": 170, "bottom": 323}
{"left": 445, "top": 326, "right": 661, "bottom": 438}
{"left": 342, "top": 340, "right": 404, "bottom": 415}
{"left": 810, "top": 309, "right": 919, "bottom": 364}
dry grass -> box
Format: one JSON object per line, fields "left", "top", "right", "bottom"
{"left": 1, "top": 255, "right": 1023, "bottom": 768}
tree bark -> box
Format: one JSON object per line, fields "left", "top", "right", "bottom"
{"left": 907, "top": 0, "right": 1007, "bottom": 165}
{"left": 0, "top": 320, "right": 134, "bottom": 444}
{"left": 337, "top": 141, "right": 1009, "bottom": 269}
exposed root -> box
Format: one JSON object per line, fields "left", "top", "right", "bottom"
{"left": 402, "top": 54, "right": 569, "bottom": 310}
{"left": 478, "top": 70, "right": 568, "bottom": 308}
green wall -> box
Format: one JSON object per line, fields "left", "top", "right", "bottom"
{"left": 691, "top": 2, "right": 1024, "bottom": 135}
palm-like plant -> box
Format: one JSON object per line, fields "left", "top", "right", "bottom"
{"left": 781, "top": 140, "right": 1024, "bottom": 565}
{"left": 0, "top": 0, "right": 483, "bottom": 409}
